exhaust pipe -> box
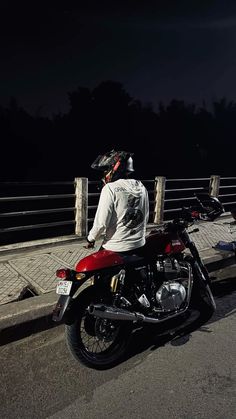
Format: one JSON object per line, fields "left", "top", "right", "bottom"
{"left": 89, "top": 304, "right": 188, "bottom": 325}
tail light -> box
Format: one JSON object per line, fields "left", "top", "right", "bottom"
{"left": 56, "top": 269, "right": 71, "bottom": 279}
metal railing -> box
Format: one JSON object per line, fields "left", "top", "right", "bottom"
{"left": 0, "top": 181, "right": 76, "bottom": 245}
{"left": 218, "top": 177, "right": 236, "bottom": 208}
{"left": 157, "top": 176, "right": 236, "bottom": 221}
{"left": 163, "top": 177, "right": 211, "bottom": 217}
{"left": 0, "top": 176, "right": 236, "bottom": 246}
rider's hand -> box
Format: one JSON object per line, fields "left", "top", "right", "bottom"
{"left": 84, "top": 237, "right": 95, "bottom": 249}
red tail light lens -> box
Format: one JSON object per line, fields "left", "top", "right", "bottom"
{"left": 56, "top": 269, "right": 70, "bottom": 279}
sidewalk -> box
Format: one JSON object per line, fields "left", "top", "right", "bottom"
{"left": 0, "top": 214, "right": 236, "bottom": 345}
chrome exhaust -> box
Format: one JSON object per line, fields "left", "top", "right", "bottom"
{"left": 89, "top": 304, "right": 188, "bottom": 324}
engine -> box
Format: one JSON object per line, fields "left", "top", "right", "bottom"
{"left": 153, "top": 257, "right": 192, "bottom": 311}
{"left": 131, "top": 257, "right": 192, "bottom": 313}
{"left": 155, "top": 281, "right": 187, "bottom": 311}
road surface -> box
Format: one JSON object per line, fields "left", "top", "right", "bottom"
{"left": 1, "top": 269, "right": 236, "bottom": 419}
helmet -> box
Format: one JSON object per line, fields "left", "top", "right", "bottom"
{"left": 91, "top": 150, "right": 134, "bottom": 184}
{"left": 195, "top": 193, "right": 224, "bottom": 221}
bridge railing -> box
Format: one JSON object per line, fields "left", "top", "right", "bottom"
{"left": 0, "top": 176, "right": 236, "bottom": 246}
{"left": 0, "top": 181, "right": 76, "bottom": 245}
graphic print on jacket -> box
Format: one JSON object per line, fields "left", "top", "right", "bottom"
{"left": 121, "top": 195, "right": 144, "bottom": 230}
{"left": 87, "top": 178, "right": 149, "bottom": 251}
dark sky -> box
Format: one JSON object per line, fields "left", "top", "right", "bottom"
{"left": 1, "top": 1, "right": 236, "bottom": 117}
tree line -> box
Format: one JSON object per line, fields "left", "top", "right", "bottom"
{"left": 0, "top": 80, "right": 235, "bottom": 181}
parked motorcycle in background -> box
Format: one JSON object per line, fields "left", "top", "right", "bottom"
{"left": 52, "top": 193, "right": 224, "bottom": 369}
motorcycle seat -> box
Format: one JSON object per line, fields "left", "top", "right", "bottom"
{"left": 120, "top": 254, "right": 145, "bottom": 266}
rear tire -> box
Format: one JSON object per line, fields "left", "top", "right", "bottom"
{"left": 65, "top": 289, "right": 133, "bottom": 369}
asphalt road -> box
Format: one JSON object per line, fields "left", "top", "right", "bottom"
{"left": 1, "top": 269, "right": 236, "bottom": 419}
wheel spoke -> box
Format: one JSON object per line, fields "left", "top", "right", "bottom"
{"left": 79, "top": 313, "right": 119, "bottom": 354}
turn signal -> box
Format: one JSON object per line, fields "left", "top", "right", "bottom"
{"left": 56, "top": 269, "right": 70, "bottom": 279}
{"left": 75, "top": 273, "right": 86, "bottom": 280}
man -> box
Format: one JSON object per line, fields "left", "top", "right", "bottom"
{"left": 85, "top": 150, "right": 149, "bottom": 253}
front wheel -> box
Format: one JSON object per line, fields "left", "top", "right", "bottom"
{"left": 191, "top": 262, "right": 216, "bottom": 321}
{"left": 65, "top": 289, "right": 133, "bottom": 369}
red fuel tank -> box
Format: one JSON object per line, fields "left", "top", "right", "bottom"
{"left": 144, "top": 230, "right": 185, "bottom": 256}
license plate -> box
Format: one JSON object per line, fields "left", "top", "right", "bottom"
{"left": 56, "top": 280, "right": 73, "bottom": 295}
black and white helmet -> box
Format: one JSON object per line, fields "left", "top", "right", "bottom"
{"left": 91, "top": 150, "right": 134, "bottom": 184}
{"left": 195, "top": 193, "right": 224, "bottom": 220}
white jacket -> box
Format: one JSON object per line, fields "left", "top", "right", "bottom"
{"left": 87, "top": 179, "right": 149, "bottom": 252}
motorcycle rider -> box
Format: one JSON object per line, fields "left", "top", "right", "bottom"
{"left": 85, "top": 150, "right": 149, "bottom": 254}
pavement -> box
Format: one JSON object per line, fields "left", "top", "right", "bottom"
{"left": 0, "top": 213, "right": 236, "bottom": 346}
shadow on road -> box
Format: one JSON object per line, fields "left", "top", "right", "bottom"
{"left": 121, "top": 276, "right": 236, "bottom": 365}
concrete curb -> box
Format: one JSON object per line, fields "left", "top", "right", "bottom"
{"left": 198, "top": 248, "right": 236, "bottom": 271}
{"left": 0, "top": 235, "right": 83, "bottom": 256}
{"left": 0, "top": 251, "right": 235, "bottom": 347}
{"left": 0, "top": 291, "right": 59, "bottom": 346}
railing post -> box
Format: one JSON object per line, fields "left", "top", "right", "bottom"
{"left": 153, "top": 176, "right": 166, "bottom": 224}
{"left": 209, "top": 175, "right": 220, "bottom": 197}
{"left": 74, "top": 177, "right": 88, "bottom": 236}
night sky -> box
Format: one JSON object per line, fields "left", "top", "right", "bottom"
{"left": 1, "top": 1, "right": 236, "bottom": 117}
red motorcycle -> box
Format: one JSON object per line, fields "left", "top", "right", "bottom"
{"left": 52, "top": 193, "right": 224, "bottom": 369}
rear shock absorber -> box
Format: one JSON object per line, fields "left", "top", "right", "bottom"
{"left": 110, "top": 269, "right": 131, "bottom": 307}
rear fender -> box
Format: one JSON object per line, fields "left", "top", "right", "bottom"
{"left": 72, "top": 275, "right": 95, "bottom": 299}
{"left": 64, "top": 276, "right": 101, "bottom": 325}
{"left": 59, "top": 272, "right": 120, "bottom": 325}
{"left": 52, "top": 276, "right": 95, "bottom": 323}
{"left": 52, "top": 295, "right": 72, "bottom": 322}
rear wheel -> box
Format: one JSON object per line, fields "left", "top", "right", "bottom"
{"left": 65, "top": 289, "right": 133, "bottom": 369}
